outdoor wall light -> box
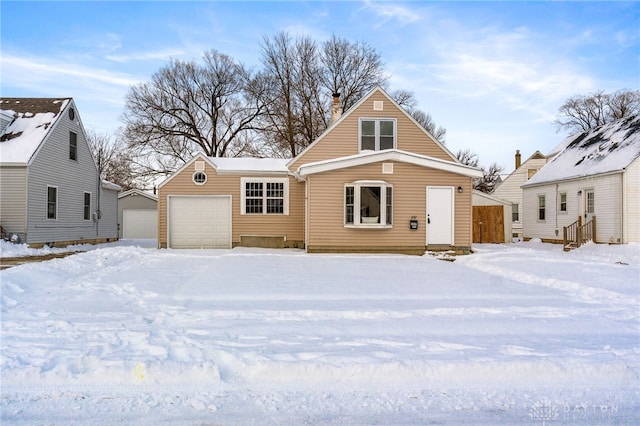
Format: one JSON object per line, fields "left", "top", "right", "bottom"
{"left": 457, "top": 186, "right": 463, "bottom": 193}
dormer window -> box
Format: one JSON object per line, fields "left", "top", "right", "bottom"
{"left": 360, "top": 118, "right": 395, "bottom": 151}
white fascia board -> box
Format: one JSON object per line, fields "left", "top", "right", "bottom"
{"left": 521, "top": 169, "right": 625, "bottom": 189}
{"left": 118, "top": 189, "right": 158, "bottom": 201}
{"left": 297, "top": 149, "right": 483, "bottom": 178}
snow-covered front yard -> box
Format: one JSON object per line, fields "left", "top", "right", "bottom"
{"left": 1, "top": 240, "right": 638, "bottom": 425}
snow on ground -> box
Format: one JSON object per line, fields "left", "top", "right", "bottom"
{"left": 1, "top": 240, "right": 638, "bottom": 424}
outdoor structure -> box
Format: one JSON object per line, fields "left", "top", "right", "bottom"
{"left": 158, "top": 87, "right": 483, "bottom": 254}
{"left": 472, "top": 190, "right": 512, "bottom": 243}
{"left": 522, "top": 115, "right": 640, "bottom": 247}
{"left": 0, "top": 98, "right": 120, "bottom": 247}
{"left": 491, "top": 149, "right": 548, "bottom": 240}
{"left": 118, "top": 189, "right": 158, "bottom": 239}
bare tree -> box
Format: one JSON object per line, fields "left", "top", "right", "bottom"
{"left": 122, "top": 50, "right": 265, "bottom": 177}
{"left": 87, "top": 130, "right": 136, "bottom": 191}
{"left": 455, "top": 149, "right": 479, "bottom": 167}
{"left": 555, "top": 89, "right": 640, "bottom": 133}
{"left": 409, "top": 109, "right": 447, "bottom": 143}
{"left": 321, "top": 34, "right": 387, "bottom": 112}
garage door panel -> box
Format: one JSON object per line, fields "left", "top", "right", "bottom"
{"left": 168, "top": 196, "right": 231, "bottom": 249}
{"left": 123, "top": 209, "right": 158, "bottom": 239}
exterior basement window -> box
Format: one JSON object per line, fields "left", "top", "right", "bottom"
{"left": 345, "top": 181, "right": 393, "bottom": 227}
{"left": 360, "top": 118, "right": 396, "bottom": 151}
{"left": 241, "top": 177, "right": 289, "bottom": 215}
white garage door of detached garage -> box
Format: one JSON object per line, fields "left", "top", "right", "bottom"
{"left": 123, "top": 209, "right": 157, "bottom": 239}
{"left": 168, "top": 195, "right": 232, "bottom": 249}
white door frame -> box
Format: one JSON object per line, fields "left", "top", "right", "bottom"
{"left": 426, "top": 186, "right": 455, "bottom": 245}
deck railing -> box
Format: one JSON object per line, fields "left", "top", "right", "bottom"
{"left": 563, "top": 215, "right": 596, "bottom": 251}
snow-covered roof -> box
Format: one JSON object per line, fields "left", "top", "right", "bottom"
{"left": 525, "top": 115, "right": 640, "bottom": 186}
{"left": 0, "top": 98, "right": 71, "bottom": 164}
{"left": 208, "top": 157, "right": 290, "bottom": 173}
{"left": 118, "top": 189, "right": 158, "bottom": 201}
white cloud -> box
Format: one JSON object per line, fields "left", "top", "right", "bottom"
{"left": 105, "top": 48, "right": 187, "bottom": 63}
{"left": 363, "top": 0, "right": 422, "bottom": 26}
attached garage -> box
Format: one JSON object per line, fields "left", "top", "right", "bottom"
{"left": 168, "top": 195, "right": 231, "bottom": 249}
{"left": 123, "top": 209, "right": 158, "bottom": 239}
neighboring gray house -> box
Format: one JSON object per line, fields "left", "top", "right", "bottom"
{"left": 118, "top": 189, "right": 158, "bottom": 239}
{"left": 0, "top": 98, "right": 120, "bottom": 247}
{"left": 522, "top": 115, "right": 640, "bottom": 245}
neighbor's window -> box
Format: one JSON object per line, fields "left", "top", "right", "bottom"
{"left": 83, "top": 192, "right": 91, "bottom": 221}
{"left": 512, "top": 203, "right": 519, "bottom": 222}
{"left": 192, "top": 171, "right": 207, "bottom": 185}
{"left": 69, "top": 131, "right": 77, "bottom": 161}
{"left": 241, "top": 178, "right": 288, "bottom": 215}
{"left": 538, "top": 195, "right": 546, "bottom": 221}
{"left": 47, "top": 186, "right": 58, "bottom": 219}
{"left": 360, "top": 119, "right": 395, "bottom": 151}
{"left": 344, "top": 181, "right": 393, "bottom": 227}
{"left": 559, "top": 192, "right": 567, "bottom": 212}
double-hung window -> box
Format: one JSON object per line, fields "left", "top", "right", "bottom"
{"left": 538, "top": 195, "right": 546, "bottom": 221}
{"left": 47, "top": 186, "right": 58, "bottom": 220}
{"left": 559, "top": 192, "right": 567, "bottom": 213}
{"left": 344, "top": 181, "right": 393, "bottom": 227}
{"left": 241, "top": 178, "right": 288, "bottom": 215}
{"left": 360, "top": 119, "right": 395, "bottom": 151}
{"left": 512, "top": 203, "right": 519, "bottom": 222}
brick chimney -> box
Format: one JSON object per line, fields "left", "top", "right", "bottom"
{"left": 515, "top": 150, "right": 521, "bottom": 169}
{"left": 330, "top": 92, "right": 342, "bottom": 123}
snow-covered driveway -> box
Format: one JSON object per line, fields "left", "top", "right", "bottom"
{"left": 1, "top": 240, "right": 638, "bottom": 424}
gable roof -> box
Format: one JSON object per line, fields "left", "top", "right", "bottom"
{"left": 296, "top": 149, "right": 483, "bottom": 178}
{"left": 524, "top": 115, "right": 640, "bottom": 187}
{"left": 287, "top": 86, "right": 457, "bottom": 167}
{"left": 118, "top": 189, "right": 158, "bottom": 201}
{"left": 158, "top": 153, "right": 290, "bottom": 188}
{"left": 0, "top": 98, "right": 72, "bottom": 164}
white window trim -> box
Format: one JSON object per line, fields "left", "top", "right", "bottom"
{"left": 359, "top": 118, "right": 397, "bottom": 152}
{"left": 537, "top": 194, "right": 546, "bottom": 222}
{"left": 240, "top": 177, "right": 289, "bottom": 215}
{"left": 344, "top": 180, "right": 393, "bottom": 228}
{"left": 558, "top": 192, "right": 568, "bottom": 214}
{"left": 83, "top": 191, "right": 92, "bottom": 221}
{"left": 47, "top": 185, "right": 58, "bottom": 220}
{"left": 192, "top": 171, "right": 208, "bottom": 185}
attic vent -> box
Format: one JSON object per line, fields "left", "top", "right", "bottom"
{"left": 382, "top": 163, "right": 394, "bottom": 174}
{"left": 373, "top": 101, "right": 384, "bottom": 111}
{"left": 194, "top": 161, "right": 205, "bottom": 171}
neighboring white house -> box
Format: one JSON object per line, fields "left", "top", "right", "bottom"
{"left": 492, "top": 150, "right": 548, "bottom": 240}
{"left": 0, "top": 98, "right": 120, "bottom": 246}
{"left": 522, "top": 115, "right": 640, "bottom": 244}
{"left": 118, "top": 189, "right": 158, "bottom": 239}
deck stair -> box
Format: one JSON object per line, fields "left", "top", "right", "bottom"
{"left": 563, "top": 216, "right": 596, "bottom": 251}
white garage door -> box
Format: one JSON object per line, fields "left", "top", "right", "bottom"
{"left": 168, "top": 196, "right": 231, "bottom": 249}
{"left": 123, "top": 209, "right": 158, "bottom": 239}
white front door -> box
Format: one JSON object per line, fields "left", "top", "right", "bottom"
{"left": 584, "top": 189, "right": 595, "bottom": 222}
{"left": 426, "top": 186, "right": 454, "bottom": 245}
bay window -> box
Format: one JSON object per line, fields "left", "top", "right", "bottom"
{"left": 344, "top": 181, "right": 393, "bottom": 227}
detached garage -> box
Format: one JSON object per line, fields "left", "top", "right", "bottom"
{"left": 118, "top": 189, "right": 158, "bottom": 240}
{"left": 167, "top": 195, "right": 231, "bottom": 249}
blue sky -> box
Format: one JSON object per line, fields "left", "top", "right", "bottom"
{"left": 1, "top": 1, "right": 638, "bottom": 170}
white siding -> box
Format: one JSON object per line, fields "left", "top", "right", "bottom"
{"left": 492, "top": 156, "right": 547, "bottom": 237}
{"left": 98, "top": 186, "right": 119, "bottom": 240}
{"left": 624, "top": 158, "right": 640, "bottom": 243}
{"left": 523, "top": 173, "right": 623, "bottom": 243}
{"left": 0, "top": 165, "right": 28, "bottom": 241}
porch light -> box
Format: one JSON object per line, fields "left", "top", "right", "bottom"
{"left": 457, "top": 186, "right": 463, "bottom": 193}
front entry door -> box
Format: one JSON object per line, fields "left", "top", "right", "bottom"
{"left": 426, "top": 186, "right": 454, "bottom": 245}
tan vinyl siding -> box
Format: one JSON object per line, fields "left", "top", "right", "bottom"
{"left": 0, "top": 165, "right": 28, "bottom": 238}
{"left": 291, "top": 90, "right": 453, "bottom": 170}
{"left": 306, "top": 161, "right": 473, "bottom": 251}
{"left": 158, "top": 161, "right": 304, "bottom": 248}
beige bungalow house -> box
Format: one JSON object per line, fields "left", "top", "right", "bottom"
{"left": 157, "top": 87, "right": 483, "bottom": 254}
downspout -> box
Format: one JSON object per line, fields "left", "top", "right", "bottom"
{"left": 555, "top": 183, "right": 559, "bottom": 235}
